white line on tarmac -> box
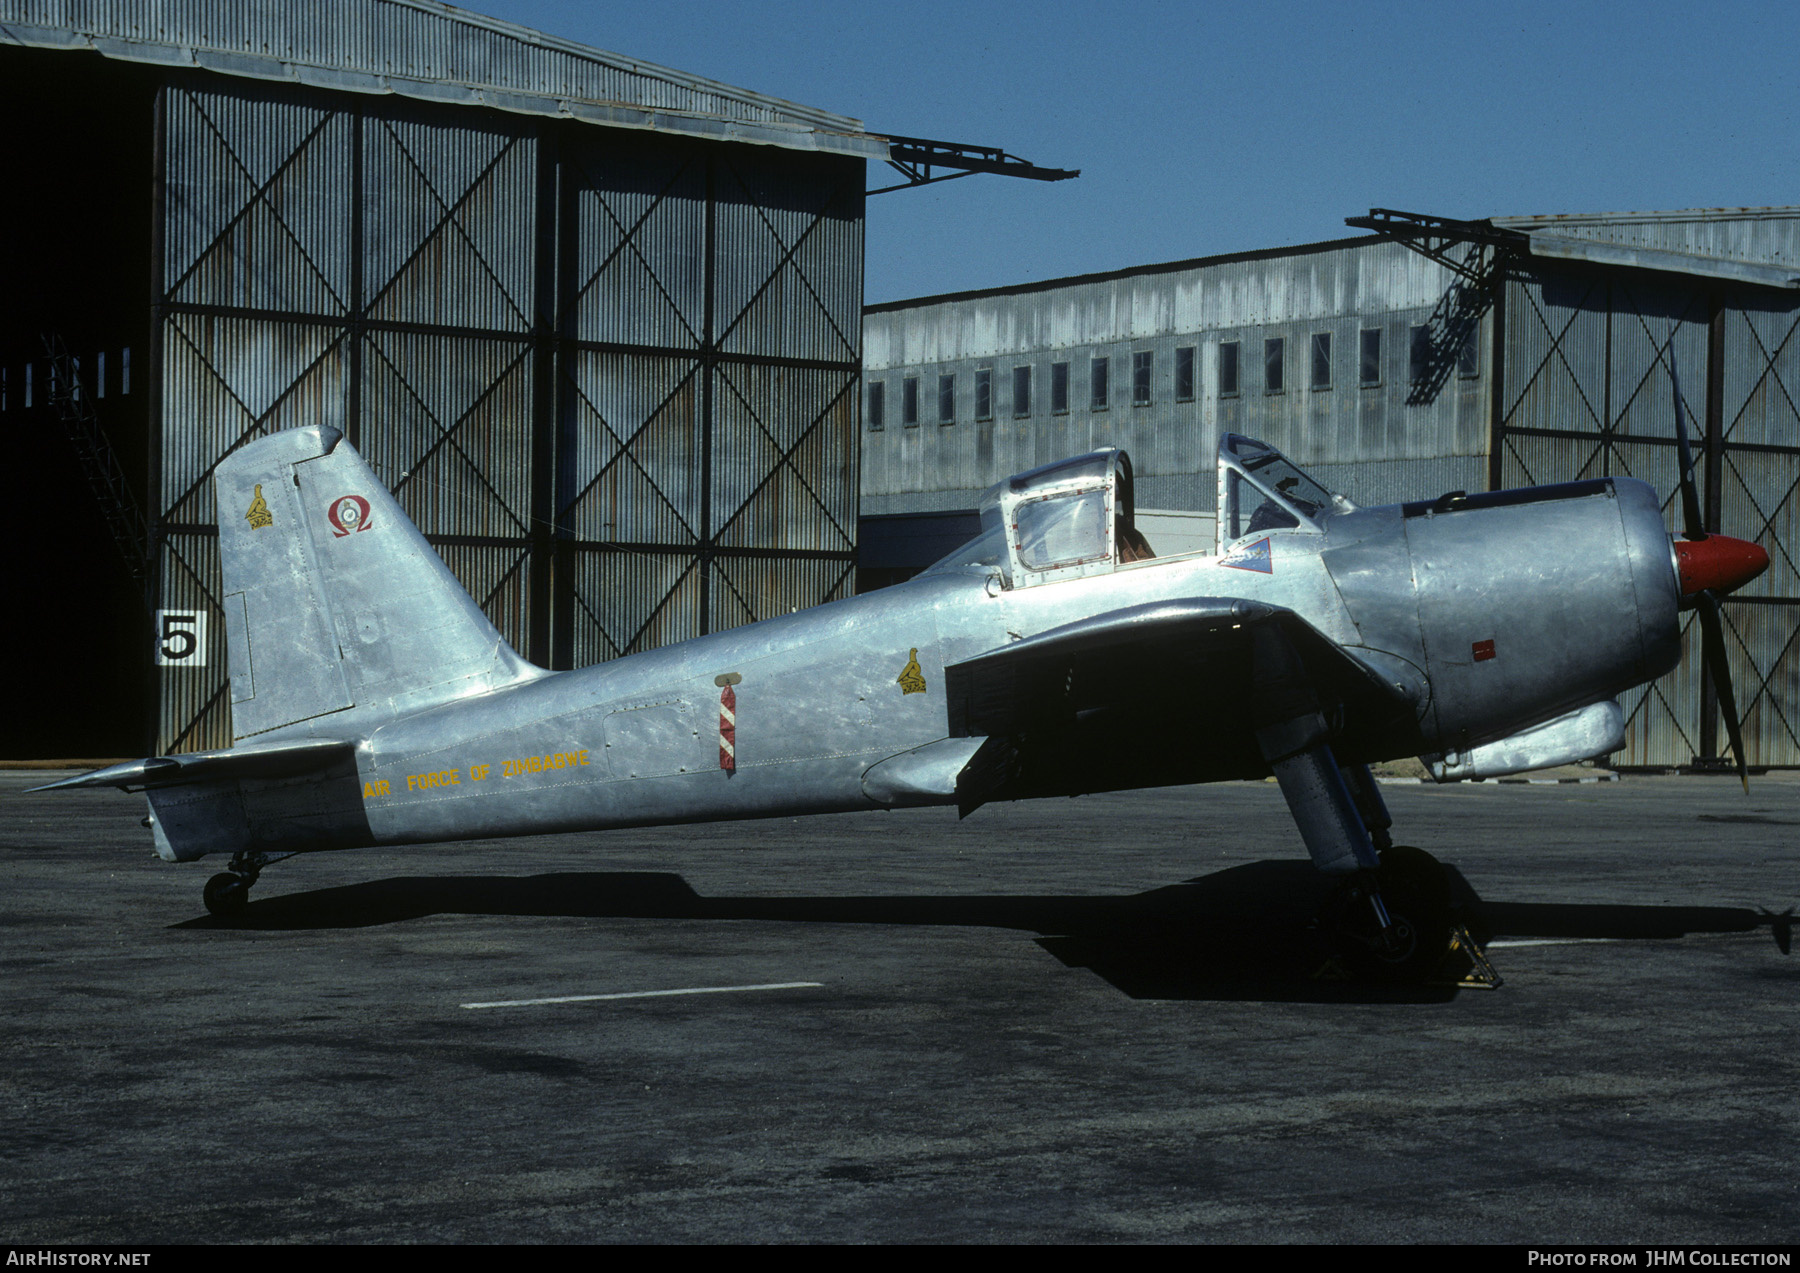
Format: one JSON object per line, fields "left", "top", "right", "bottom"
{"left": 1486, "top": 938, "right": 1623, "bottom": 948}
{"left": 461, "top": 981, "right": 825, "bottom": 1009}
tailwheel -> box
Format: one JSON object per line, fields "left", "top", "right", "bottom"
{"left": 1335, "top": 845, "right": 1454, "bottom": 982}
{"left": 201, "top": 849, "right": 291, "bottom": 917}
{"left": 203, "top": 872, "right": 252, "bottom": 917}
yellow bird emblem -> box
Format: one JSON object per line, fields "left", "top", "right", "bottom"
{"left": 896, "top": 648, "right": 927, "bottom": 695}
{"left": 244, "top": 484, "right": 273, "bottom": 530}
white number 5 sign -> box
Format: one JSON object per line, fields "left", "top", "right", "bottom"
{"left": 155, "top": 610, "right": 208, "bottom": 667}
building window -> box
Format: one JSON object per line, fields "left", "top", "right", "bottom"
{"left": 1219, "top": 342, "right": 1239, "bottom": 397}
{"left": 903, "top": 376, "right": 919, "bottom": 426}
{"left": 867, "top": 381, "right": 885, "bottom": 430}
{"left": 1051, "top": 361, "right": 1069, "bottom": 414}
{"left": 1409, "top": 326, "right": 1430, "bottom": 384}
{"left": 1311, "top": 333, "right": 1332, "bottom": 390}
{"left": 1091, "top": 356, "right": 1109, "bottom": 410}
{"left": 1360, "top": 329, "right": 1382, "bottom": 386}
{"left": 121, "top": 347, "right": 131, "bottom": 395}
{"left": 1175, "top": 346, "right": 1195, "bottom": 401}
{"left": 1458, "top": 331, "right": 1480, "bottom": 378}
{"left": 1264, "top": 338, "right": 1284, "bottom": 394}
{"left": 1013, "top": 365, "right": 1031, "bottom": 416}
{"left": 1133, "top": 350, "right": 1153, "bottom": 406}
{"left": 938, "top": 373, "right": 955, "bottom": 425}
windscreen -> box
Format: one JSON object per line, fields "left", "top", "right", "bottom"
{"left": 1223, "top": 436, "right": 1333, "bottom": 539}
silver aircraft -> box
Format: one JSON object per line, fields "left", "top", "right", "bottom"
{"left": 42, "top": 394, "right": 1769, "bottom": 976}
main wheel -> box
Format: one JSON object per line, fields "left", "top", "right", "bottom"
{"left": 1341, "top": 846, "right": 1453, "bottom": 982}
{"left": 203, "top": 872, "right": 251, "bottom": 917}
{"left": 1380, "top": 845, "right": 1452, "bottom": 914}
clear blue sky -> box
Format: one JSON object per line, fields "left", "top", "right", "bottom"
{"left": 471, "top": 0, "right": 1799, "bottom": 304}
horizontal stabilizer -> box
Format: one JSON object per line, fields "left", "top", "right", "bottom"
{"left": 27, "top": 739, "right": 354, "bottom": 792}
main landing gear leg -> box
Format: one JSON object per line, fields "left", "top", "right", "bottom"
{"left": 1252, "top": 625, "right": 1454, "bottom": 981}
{"left": 1337, "top": 759, "right": 1499, "bottom": 987}
{"left": 1269, "top": 750, "right": 1455, "bottom": 981}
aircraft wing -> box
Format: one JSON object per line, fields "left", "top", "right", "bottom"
{"left": 943, "top": 597, "right": 1419, "bottom": 807}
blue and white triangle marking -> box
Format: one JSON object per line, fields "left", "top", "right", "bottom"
{"left": 1220, "top": 537, "right": 1273, "bottom": 574}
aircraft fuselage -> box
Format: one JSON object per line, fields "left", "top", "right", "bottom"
{"left": 182, "top": 472, "right": 1679, "bottom": 861}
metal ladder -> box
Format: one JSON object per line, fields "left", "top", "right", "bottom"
{"left": 41, "top": 332, "right": 151, "bottom": 598}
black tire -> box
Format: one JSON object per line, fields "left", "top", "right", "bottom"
{"left": 1380, "top": 845, "right": 1452, "bottom": 913}
{"left": 203, "top": 872, "right": 250, "bottom": 917}
{"left": 1341, "top": 847, "right": 1453, "bottom": 982}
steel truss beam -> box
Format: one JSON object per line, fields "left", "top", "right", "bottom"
{"left": 870, "top": 135, "right": 1078, "bottom": 195}
{"left": 1344, "top": 208, "right": 1528, "bottom": 283}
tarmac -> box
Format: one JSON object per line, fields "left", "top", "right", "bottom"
{"left": 3, "top": 769, "right": 1797, "bottom": 1244}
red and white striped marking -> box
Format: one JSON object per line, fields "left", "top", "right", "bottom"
{"left": 719, "top": 682, "right": 736, "bottom": 772}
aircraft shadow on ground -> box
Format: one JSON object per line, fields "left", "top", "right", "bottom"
{"left": 176, "top": 860, "right": 1794, "bottom": 1003}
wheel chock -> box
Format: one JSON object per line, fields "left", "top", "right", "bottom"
{"left": 1444, "top": 923, "right": 1503, "bottom": 990}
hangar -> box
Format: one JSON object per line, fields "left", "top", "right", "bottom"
{"left": 861, "top": 209, "right": 1800, "bottom": 768}
{"left": 0, "top": 0, "right": 1067, "bottom": 757}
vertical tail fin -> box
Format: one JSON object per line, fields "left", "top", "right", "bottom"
{"left": 213, "top": 426, "right": 539, "bottom": 741}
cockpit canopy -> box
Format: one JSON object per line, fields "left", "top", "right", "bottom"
{"left": 922, "top": 436, "right": 1342, "bottom": 588}
{"left": 1215, "top": 433, "right": 1342, "bottom": 550}
{"left": 980, "top": 450, "right": 1134, "bottom": 585}
{"left": 925, "top": 449, "right": 1143, "bottom": 589}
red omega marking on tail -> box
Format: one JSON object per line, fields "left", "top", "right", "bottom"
{"left": 328, "top": 494, "right": 373, "bottom": 538}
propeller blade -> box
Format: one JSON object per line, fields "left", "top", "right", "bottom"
{"left": 1669, "top": 352, "right": 1706, "bottom": 540}
{"left": 1695, "top": 589, "right": 1750, "bottom": 793}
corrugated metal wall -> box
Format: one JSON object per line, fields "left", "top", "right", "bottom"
{"left": 861, "top": 240, "right": 1487, "bottom": 517}
{"left": 1495, "top": 265, "right": 1800, "bottom": 766}
{"left": 155, "top": 76, "right": 861, "bottom": 753}
{"left": 554, "top": 133, "right": 862, "bottom": 670}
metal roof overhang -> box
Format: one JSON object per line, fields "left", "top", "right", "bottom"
{"left": 0, "top": 17, "right": 894, "bottom": 160}
{"left": 1349, "top": 207, "right": 1800, "bottom": 290}
{"left": 1492, "top": 210, "right": 1800, "bottom": 290}
{"left": 0, "top": 14, "right": 1077, "bottom": 186}
{"left": 1516, "top": 232, "right": 1800, "bottom": 290}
